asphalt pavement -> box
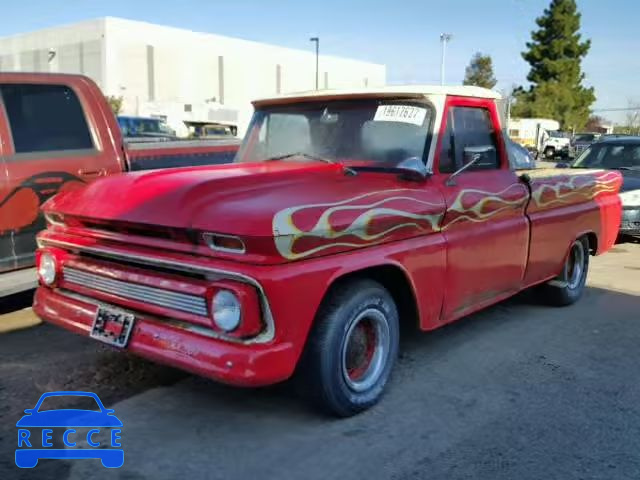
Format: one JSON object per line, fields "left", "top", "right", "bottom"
{"left": 1, "top": 241, "right": 639, "bottom": 480}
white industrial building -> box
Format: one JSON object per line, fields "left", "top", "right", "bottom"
{"left": 0, "top": 17, "right": 386, "bottom": 136}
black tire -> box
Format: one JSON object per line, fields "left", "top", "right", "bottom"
{"left": 538, "top": 237, "right": 589, "bottom": 306}
{"left": 296, "top": 278, "right": 400, "bottom": 417}
{"left": 544, "top": 147, "right": 556, "bottom": 159}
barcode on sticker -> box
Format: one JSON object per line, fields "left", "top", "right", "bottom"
{"left": 373, "top": 105, "right": 427, "bottom": 126}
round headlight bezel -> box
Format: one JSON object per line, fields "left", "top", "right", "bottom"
{"left": 38, "top": 252, "right": 57, "bottom": 286}
{"left": 211, "top": 290, "right": 242, "bottom": 332}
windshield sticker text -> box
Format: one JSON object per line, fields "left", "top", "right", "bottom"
{"left": 373, "top": 105, "right": 427, "bottom": 126}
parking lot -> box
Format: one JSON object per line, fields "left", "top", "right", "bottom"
{"left": 1, "top": 240, "right": 639, "bottom": 480}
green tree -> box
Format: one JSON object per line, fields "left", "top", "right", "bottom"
{"left": 463, "top": 52, "right": 497, "bottom": 89}
{"left": 512, "top": 0, "right": 594, "bottom": 130}
{"left": 106, "top": 95, "right": 124, "bottom": 115}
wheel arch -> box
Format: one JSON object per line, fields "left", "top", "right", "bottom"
{"left": 555, "top": 231, "right": 597, "bottom": 277}
{"left": 321, "top": 263, "right": 420, "bottom": 333}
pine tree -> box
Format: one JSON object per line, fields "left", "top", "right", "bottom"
{"left": 512, "top": 0, "right": 594, "bottom": 130}
{"left": 463, "top": 53, "right": 497, "bottom": 89}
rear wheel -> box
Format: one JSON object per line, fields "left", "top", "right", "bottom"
{"left": 297, "top": 279, "right": 399, "bottom": 417}
{"left": 538, "top": 237, "right": 589, "bottom": 306}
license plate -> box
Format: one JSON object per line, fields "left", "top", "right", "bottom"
{"left": 90, "top": 306, "right": 135, "bottom": 348}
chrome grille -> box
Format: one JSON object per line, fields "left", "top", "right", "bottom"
{"left": 63, "top": 267, "right": 208, "bottom": 316}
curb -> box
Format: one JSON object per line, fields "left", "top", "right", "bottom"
{"left": 0, "top": 308, "right": 42, "bottom": 333}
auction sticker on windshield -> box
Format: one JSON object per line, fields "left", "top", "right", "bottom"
{"left": 373, "top": 105, "right": 427, "bottom": 126}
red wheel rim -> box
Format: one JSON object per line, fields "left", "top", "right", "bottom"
{"left": 341, "top": 308, "right": 391, "bottom": 392}
{"left": 345, "top": 320, "right": 377, "bottom": 381}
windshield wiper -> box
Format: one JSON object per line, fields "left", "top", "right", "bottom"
{"left": 349, "top": 165, "right": 429, "bottom": 182}
{"left": 264, "top": 152, "right": 357, "bottom": 175}
{"left": 264, "top": 152, "right": 336, "bottom": 164}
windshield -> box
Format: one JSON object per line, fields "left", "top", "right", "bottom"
{"left": 205, "top": 126, "right": 230, "bottom": 136}
{"left": 573, "top": 143, "right": 640, "bottom": 169}
{"left": 236, "top": 99, "right": 433, "bottom": 168}
{"left": 548, "top": 130, "right": 569, "bottom": 138}
{"left": 573, "top": 133, "right": 596, "bottom": 143}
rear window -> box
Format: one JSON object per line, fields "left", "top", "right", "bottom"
{"left": 0, "top": 83, "right": 94, "bottom": 153}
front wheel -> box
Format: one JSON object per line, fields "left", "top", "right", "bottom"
{"left": 296, "top": 279, "right": 399, "bottom": 417}
{"left": 544, "top": 147, "right": 556, "bottom": 159}
{"left": 538, "top": 237, "right": 589, "bottom": 306}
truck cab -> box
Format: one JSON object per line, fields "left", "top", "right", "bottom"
{"left": 32, "top": 85, "right": 622, "bottom": 416}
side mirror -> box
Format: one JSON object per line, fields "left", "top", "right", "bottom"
{"left": 446, "top": 146, "right": 495, "bottom": 186}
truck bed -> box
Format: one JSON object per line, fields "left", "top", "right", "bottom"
{"left": 126, "top": 139, "right": 241, "bottom": 171}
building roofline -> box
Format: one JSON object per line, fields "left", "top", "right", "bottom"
{"left": 0, "top": 17, "right": 106, "bottom": 41}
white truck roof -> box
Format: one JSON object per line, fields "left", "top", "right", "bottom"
{"left": 253, "top": 85, "right": 502, "bottom": 107}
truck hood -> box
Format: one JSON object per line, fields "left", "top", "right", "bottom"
{"left": 45, "top": 161, "right": 444, "bottom": 262}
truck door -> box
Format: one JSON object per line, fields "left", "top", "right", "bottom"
{"left": 0, "top": 83, "right": 107, "bottom": 271}
{"left": 433, "top": 96, "right": 530, "bottom": 322}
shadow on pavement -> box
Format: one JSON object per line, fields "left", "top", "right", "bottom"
{"left": 0, "top": 290, "right": 35, "bottom": 315}
{"left": 17, "top": 285, "right": 636, "bottom": 480}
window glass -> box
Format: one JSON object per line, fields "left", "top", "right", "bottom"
{"left": 360, "top": 120, "right": 426, "bottom": 164}
{"left": 452, "top": 107, "right": 499, "bottom": 170}
{"left": 573, "top": 133, "right": 595, "bottom": 143}
{"left": 236, "top": 100, "right": 433, "bottom": 170}
{"left": 256, "top": 113, "right": 311, "bottom": 158}
{"left": 573, "top": 143, "right": 640, "bottom": 169}
{"left": 438, "top": 110, "right": 456, "bottom": 173}
{"left": 1, "top": 84, "right": 93, "bottom": 153}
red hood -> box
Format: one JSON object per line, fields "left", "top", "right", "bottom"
{"left": 45, "top": 161, "right": 445, "bottom": 262}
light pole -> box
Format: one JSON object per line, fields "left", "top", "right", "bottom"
{"left": 439, "top": 33, "right": 452, "bottom": 85}
{"left": 309, "top": 37, "right": 319, "bottom": 90}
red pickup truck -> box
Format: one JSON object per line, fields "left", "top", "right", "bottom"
{"left": 33, "top": 85, "right": 622, "bottom": 416}
{"left": 0, "top": 73, "right": 239, "bottom": 294}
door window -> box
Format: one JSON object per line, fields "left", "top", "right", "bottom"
{"left": 0, "top": 84, "right": 94, "bottom": 154}
{"left": 438, "top": 106, "right": 499, "bottom": 173}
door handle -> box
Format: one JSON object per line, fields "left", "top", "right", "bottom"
{"left": 78, "top": 168, "right": 106, "bottom": 178}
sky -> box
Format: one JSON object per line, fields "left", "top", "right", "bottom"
{"left": 0, "top": 0, "right": 637, "bottom": 123}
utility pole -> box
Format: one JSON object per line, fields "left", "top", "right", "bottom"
{"left": 439, "top": 33, "right": 452, "bottom": 86}
{"left": 309, "top": 37, "right": 319, "bottom": 90}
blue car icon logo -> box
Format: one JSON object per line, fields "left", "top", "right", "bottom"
{"left": 16, "top": 391, "right": 123, "bottom": 468}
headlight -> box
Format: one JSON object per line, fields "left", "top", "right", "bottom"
{"left": 619, "top": 189, "right": 640, "bottom": 207}
{"left": 212, "top": 290, "right": 241, "bottom": 332}
{"left": 38, "top": 252, "right": 57, "bottom": 286}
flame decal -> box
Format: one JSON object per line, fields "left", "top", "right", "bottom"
{"left": 443, "top": 183, "right": 529, "bottom": 228}
{"left": 272, "top": 170, "right": 621, "bottom": 260}
{"left": 530, "top": 170, "right": 620, "bottom": 209}
{"left": 273, "top": 189, "right": 443, "bottom": 260}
